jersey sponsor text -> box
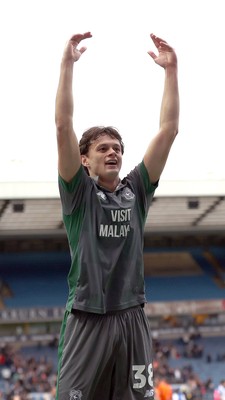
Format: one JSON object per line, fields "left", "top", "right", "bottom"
{"left": 99, "top": 208, "right": 131, "bottom": 237}
{"left": 99, "top": 223, "right": 130, "bottom": 237}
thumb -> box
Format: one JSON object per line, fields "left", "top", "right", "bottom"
{"left": 79, "top": 46, "right": 87, "bottom": 55}
{"left": 147, "top": 51, "right": 157, "bottom": 60}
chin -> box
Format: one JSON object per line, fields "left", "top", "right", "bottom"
{"left": 106, "top": 168, "right": 120, "bottom": 178}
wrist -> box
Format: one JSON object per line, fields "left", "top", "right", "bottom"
{"left": 165, "top": 64, "right": 178, "bottom": 73}
{"left": 61, "top": 56, "right": 75, "bottom": 68}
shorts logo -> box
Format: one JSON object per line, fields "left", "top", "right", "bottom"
{"left": 144, "top": 388, "right": 154, "bottom": 398}
{"left": 69, "top": 389, "right": 82, "bottom": 400}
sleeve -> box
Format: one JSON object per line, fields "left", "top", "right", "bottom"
{"left": 58, "top": 165, "right": 89, "bottom": 215}
{"left": 139, "top": 160, "right": 159, "bottom": 195}
{"left": 125, "top": 160, "right": 158, "bottom": 221}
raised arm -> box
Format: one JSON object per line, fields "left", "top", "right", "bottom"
{"left": 55, "top": 32, "right": 92, "bottom": 182}
{"left": 143, "top": 33, "right": 179, "bottom": 183}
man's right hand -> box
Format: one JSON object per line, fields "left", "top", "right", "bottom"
{"left": 63, "top": 32, "right": 92, "bottom": 63}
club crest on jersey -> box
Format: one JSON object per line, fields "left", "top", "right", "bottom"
{"left": 97, "top": 190, "right": 107, "bottom": 201}
{"left": 69, "top": 389, "right": 82, "bottom": 400}
{"left": 122, "top": 188, "right": 135, "bottom": 200}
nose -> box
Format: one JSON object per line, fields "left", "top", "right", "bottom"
{"left": 108, "top": 147, "right": 116, "bottom": 156}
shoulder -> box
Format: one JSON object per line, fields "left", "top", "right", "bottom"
{"left": 58, "top": 165, "right": 90, "bottom": 193}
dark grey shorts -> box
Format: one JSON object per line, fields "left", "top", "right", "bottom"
{"left": 56, "top": 306, "right": 155, "bottom": 400}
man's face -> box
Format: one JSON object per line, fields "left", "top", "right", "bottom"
{"left": 81, "top": 134, "right": 123, "bottom": 180}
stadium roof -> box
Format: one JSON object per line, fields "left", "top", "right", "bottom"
{"left": 0, "top": 194, "right": 225, "bottom": 235}
{"left": 0, "top": 178, "right": 225, "bottom": 198}
{"left": 0, "top": 179, "right": 225, "bottom": 252}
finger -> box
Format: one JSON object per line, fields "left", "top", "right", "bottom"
{"left": 147, "top": 51, "right": 157, "bottom": 60}
{"left": 83, "top": 31, "right": 92, "bottom": 39}
{"left": 69, "top": 32, "right": 92, "bottom": 45}
{"left": 151, "top": 34, "right": 174, "bottom": 53}
{"left": 150, "top": 34, "right": 171, "bottom": 52}
{"left": 158, "top": 42, "right": 174, "bottom": 52}
{"left": 150, "top": 33, "right": 161, "bottom": 47}
{"left": 150, "top": 33, "right": 167, "bottom": 44}
{"left": 70, "top": 34, "right": 84, "bottom": 43}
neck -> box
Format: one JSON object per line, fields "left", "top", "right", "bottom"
{"left": 95, "top": 176, "right": 120, "bottom": 192}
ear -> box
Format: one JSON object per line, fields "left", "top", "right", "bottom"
{"left": 81, "top": 155, "right": 89, "bottom": 167}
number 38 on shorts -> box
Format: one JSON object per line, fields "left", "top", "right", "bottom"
{"left": 132, "top": 363, "right": 154, "bottom": 389}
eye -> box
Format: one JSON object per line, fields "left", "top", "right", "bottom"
{"left": 96, "top": 146, "right": 106, "bottom": 152}
{"left": 98, "top": 146, "right": 106, "bottom": 152}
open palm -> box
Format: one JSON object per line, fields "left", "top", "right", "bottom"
{"left": 148, "top": 34, "right": 177, "bottom": 69}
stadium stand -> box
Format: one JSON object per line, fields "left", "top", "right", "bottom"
{"left": 0, "top": 193, "right": 225, "bottom": 398}
{"left": 0, "top": 252, "right": 69, "bottom": 308}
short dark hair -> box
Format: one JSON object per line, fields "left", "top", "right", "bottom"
{"left": 79, "top": 126, "right": 124, "bottom": 155}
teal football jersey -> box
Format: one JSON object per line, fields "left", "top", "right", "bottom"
{"left": 58, "top": 161, "right": 158, "bottom": 314}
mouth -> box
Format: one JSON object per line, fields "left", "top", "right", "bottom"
{"left": 105, "top": 159, "right": 117, "bottom": 167}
